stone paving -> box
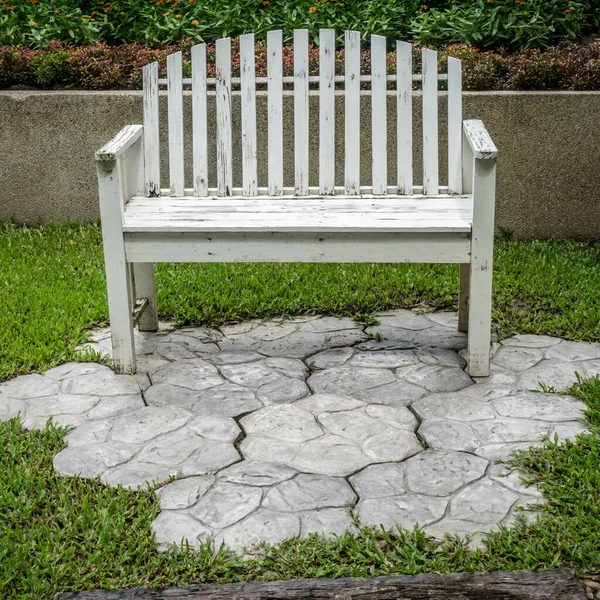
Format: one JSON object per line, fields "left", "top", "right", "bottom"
{"left": 0, "top": 310, "right": 592, "bottom": 552}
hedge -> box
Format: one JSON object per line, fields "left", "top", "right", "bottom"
{"left": 2, "top": 40, "right": 600, "bottom": 91}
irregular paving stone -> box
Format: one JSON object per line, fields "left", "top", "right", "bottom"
{"left": 240, "top": 435, "right": 300, "bottom": 465}
{"left": 492, "top": 391, "right": 586, "bottom": 422}
{"left": 137, "top": 429, "right": 205, "bottom": 467}
{"left": 415, "top": 348, "right": 467, "bottom": 369}
{"left": 349, "top": 463, "right": 407, "bottom": 499}
{"left": 188, "top": 415, "right": 240, "bottom": 442}
{"left": 144, "top": 384, "right": 204, "bottom": 411}
{"left": 516, "top": 360, "right": 580, "bottom": 391}
{"left": 219, "top": 320, "right": 262, "bottom": 337}
{"left": 306, "top": 348, "right": 355, "bottom": 369}
{"left": 324, "top": 329, "right": 367, "bottom": 348}
{"left": 424, "top": 518, "right": 484, "bottom": 540}
{"left": 190, "top": 482, "right": 262, "bottom": 529}
{"left": 459, "top": 384, "right": 514, "bottom": 402}
{"left": 258, "top": 378, "right": 310, "bottom": 405}
{"left": 177, "top": 384, "right": 261, "bottom": 417}
{"left": 404, "top": 451, "right": 488, "bottom": 496}
{"left": 318, "top": 408, "right": 393, "bottom": 442}
{"left": 152, "top": 511, "right": 211, "bottom": 550}
{"left": 492, "top": 347, "right": 544, "bottom": 372}
{"left": 473, "top": 364, "right": 518, "bottom": 386}
{"left": 64, "top": 419, "right": 112, "bottom": 447}
{"left": 348, "top": 350, "right": 418, "bottom": 369}
{"left": 214, "top": 509, "right": 300, "bottom": 552}
{"left": 258, "top": 332, "right": 327, "bottom": 358}
{"left": 26, "top": 395, "right": 100, "bottom": 417}
{"left": 111, "top": 407, "right": 192, "bottom": 444}
{"left": 419, "top": 419, "right": 480, "bottom": 452}
{"left": 264, "top": 358, "right": 308, "bottom": 380}
{"left": 44, "top": 362, "right": 110, "bottom": 381}
{"left": 412, "top": 391, "right": 495, "bottom": 422}
{"left": 474, "top": 442, "right": 537, "bottom": 462}
{"left": 361, "top": 430, "right": 423, "bottom": 462}
{"left": 395, "top": 364, "right": 473, "bottom": 394}
{"left": 550, "top": 420, "right": 588, "bottom": 441}
{"left": 411, "top": 328, "right": 468, "bottom": 350}
{"left": 152, "top": 333, "right": 220, "bottom": 360}
{"left": 218, "top": 460, "right": 297, "bottom": 487}
{"left": 150, "top": 360, "right": 223, "bottom": 392}
{"left": 54, "top": 441, "right": 138, "bottom": 478}
{"left": 24, "top": 414, "right": 88, "bottom": 430}
{"left": 248, "top": 322, "right": 300, "bottom": 341}
{"left": 207, "top": 351, "right": 264, "bottom": 365}
{"left": 364, "top": 405, "right": 418, "bottom": 431}
{"left": 62, "top": 370, "right": 150, "bottom": 396}
{"left": 219, "top": 362, "right": 282, "bottom": 389}
{"left": 544, "top": 340, "right": 600, "bottom": 362}
{"left": 241, "top": 405, "right": 323, "bottom": 443}
{"left": 0, "top": 397, "right": 26, "bottom": 420}
{"left": 0, "top": 374, "right": 58, "bottom": 399}
{"left": 375, "top": 310, "right": 434, "bottom": 331}
{"left": 354, "top": 381, "right": 427, "bottom": 407}
{"left": 358, "top": 495, "right": 447, "bottom": 530}
{"left": 450, "top": 479, "right": 520, "bottom": 525}
{"left": 102, "top": 462, "right": 177, "bottom": 489}
{"left": 298, "top": 316, "right": 359, "bottom": 333}
{"left": 291, "top": 435, "right": 370, "bottom": 477}
{"left": 86, "top": 395, "right": 144, "bottom": 421}
{"left": 294, "top": 394, "right": 365, "bottom": 414}
{"left": 157, "top": 475, "right": 216, "bottom": 510}
{"left": 179, "top": 443, "right": 240, "bottom": 476}
{"left": 300, "top": 508, "right": 358, "bottom": 538}
{"left": 308, "top": 367, "right": 396, "bottom": 395}
{"left": 423, "top": 311, "right": 458, "bottom": 329}
{"left": 487, "top": 464, "right": 543, "bottom": 499}
{"left": 500, "top": 334, "right": 562, "bottom": 349}
{"left": 263, "top": 474, "right": 356, "bottom": 512}
{"left": 472, "top": 418, "right": 550, "bottom": 444}
{"left": 364, "top": 325, "right": 416, "bottom": 346}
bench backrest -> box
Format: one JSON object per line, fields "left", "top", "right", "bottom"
{"left": 142, "top": 30, "right": 462, "bottom": 198}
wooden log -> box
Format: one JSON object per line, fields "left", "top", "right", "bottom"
{"left": 57, "top": 568, "right": 585, "bottom": 599}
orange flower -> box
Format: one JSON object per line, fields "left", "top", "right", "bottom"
{"left": 191, "top": 18, "right": 199, "bottom": 24}
{"left": 31, "top": 0, "right": 39, "bottom": 5}
{"left": 262, "top": 0, "right": 270, "bottom": 4}
{"left": 104, "top": 7, "right": 110, "bottom": 12}
{"left": 421, "top": 4, "right": 427, "bottom": 8}
{"left": 55, "top": 8, "right": 61, "bottom": 12}
{"left": 29, "top": 21, "right": 37, "bottom": 26}
{"left": 309, "top": 5, "right": 316, "bottom": 12}
{"left": 163, "top": 11, "right": 169, "bottom": 15}
{"left": 6, "top": 5, "right": 14, "bottom": 10}
{"left": 564, "top": 7, "right": 571, "bottom": 11}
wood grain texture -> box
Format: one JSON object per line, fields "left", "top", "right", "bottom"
{"left": 267, "top": 30, "right": 284, "bottom": 196}
{"left": 216, "top": 37, "right": 233, "bottom": 196}
{"left": 58, "top": 569, "right": 586, "bottom": 599}
{"left": 191, "top": 44, "right": 208, "bottom": 196}
{"left": 142, "top": 63, "right": 160, "bottom": 196}
{"left": 422, "top": 48, "right": 439, "bottom": 195}
{"left": 463, "top": 119, "right": 498, "bottom": 159}
{"left": 371, "top": 34, "right": 387, "bottom": 195}
{"left": 293, "top": 29, "right": 309, "bottom": 195}
{"left": 447, "top": 56, "right": 462, "bottom": 194}
{"left": 319, "top": 28, "right": 335, "bottom": 195}
{"left": 344, "top": 30, "right": 361, "bottom": 195}
{"left": 396, "top": 40, "right": 413, "bottom": 195}
{"left": 167, "top": 51, "right": 184, "bottom": 196}
{"left": 96, "top": 125, "right": 143, "bottom": 162}
{"left": 240, "top": 32, "right": 258, "bottom": 196}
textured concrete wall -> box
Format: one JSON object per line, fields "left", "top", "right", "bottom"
{"left": 1, "top": 90, "right": 600, "bottom": 239}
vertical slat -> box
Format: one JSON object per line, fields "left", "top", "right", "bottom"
{"left": 216, "top": 37, "right": 233, "bottom": 196}
{"left": 167, "top": 51, "right": 184, "bottom": 196}
{"left": 371, "top": 34, "right": 387, "bottom": 195}
{"left": 143, "top": 62, "right": 160, "bottom": 197}
{"left": 240, "top": 33, "right": 258, "bottom": 196}
{"left": 267, "top": 30, "right": 283, "bottom": 196}
{"left": 422, "top": 48, "right": 439, "bottom": 195}
{"left": 448, "top": 56, "right": 462, "bottom": 194}
{"left": 294, "top": 29, "right": 309, "bottom": 196}
{"left": 344, "top": 30, "right": 361, "bottom": 196}
{"left": 396, "top": 41, "right": 412, "bottom": 195}
{"left": 192, "top": 44, "right": 208, "bottom": 196}
{"left": 319, "top": 28, "right": 335, "bottom": 195}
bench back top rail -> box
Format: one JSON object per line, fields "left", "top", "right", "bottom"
{"left": 142, "top": 29, "right": 463, "bottom": 199}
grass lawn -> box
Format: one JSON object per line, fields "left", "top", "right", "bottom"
{"left": 2, "top": 220, "right": 600, "bottom": 382}
{"left": 1, "top": 375, "right": 599, "bottom": 599}
{"left": 1, "top": 220, "right": 600, "bottom": 598}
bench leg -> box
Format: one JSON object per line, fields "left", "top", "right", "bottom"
{"left": 466, "top": 158, "right": 496, "bottom": 377}
{"left": 132, "top": 263, "right": 159, "bottom": 331}
{"left": 458, "top": 263, "right": 470, "bottom": 333}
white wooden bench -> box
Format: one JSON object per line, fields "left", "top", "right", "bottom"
{"left": 95, "top": 29, "right": 497, "bottom": 377}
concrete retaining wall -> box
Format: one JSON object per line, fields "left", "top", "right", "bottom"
{"left": 1, "top": 90, "right": 600, "bottom": 239}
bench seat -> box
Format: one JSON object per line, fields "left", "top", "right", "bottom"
{"left": 123, "top": 195, "right": 473, "bottom": 233}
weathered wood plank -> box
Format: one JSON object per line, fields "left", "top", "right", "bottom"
{"left": 422, "top": 47, "right": 439, "bottom": 195}
{"left": 463, "top": 119, "right": 498, "bottom": 159}
{"left": 167, "top": 51, "right": 184, "bottom": 196}
{"left": 142, "top": 62, "right": 160, "bottom": 196}
{"left": 371, "top": 34, "right": 387, "bottom": 195}
{"left": 58, "top": 569, "right": 586, "bottom": 599}
{"left": 447, "top": 56, "right": 462, "bottom": 194}
{"left": 294, "top": 28, "right": 309, "bottom": 196}
{"left": 396, "top": 40, "right": 412, "bottom": 195}
{"left": 191, "top": 43, "right": 208, "bottom": 196}
{"left": 344, "top": 29, "right": 361, "bottom": 195}
{"left": 267, "top": 30, "right": 284, "bottom": 196}
{"left": 216, "top": 37, "right": 233, "bottom": 196}
{"left": 96, "top": 125, "right": 143, "bottom": 162}
{"left": 240, "top": 32, "right": 258, "bottom": 196}
{"left": 319, "top": 28, "right": 335, "bottom": 195}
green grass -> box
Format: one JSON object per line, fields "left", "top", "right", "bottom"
{"left": 1, "top": 374, "right": 599, "bottom": 599}
{"left": 3, "top": 221, "right": 600, "bottom": 381}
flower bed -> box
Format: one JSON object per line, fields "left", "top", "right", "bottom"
{"left": 2, "top": 39, "right": 600, "bottom": 90}
{"left": 0, "top": 0, "right": 598, "bottom": 51}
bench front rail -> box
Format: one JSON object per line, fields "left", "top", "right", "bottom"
{"left": 95, "top": 29, "right": 497, "bottom": 377}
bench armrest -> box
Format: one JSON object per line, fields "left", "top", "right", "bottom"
{"left": 463, "top": 120, "right": 497, "bottom": 160}
{"left": 95, "top": 124, "right": 143, "bottom": 162}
